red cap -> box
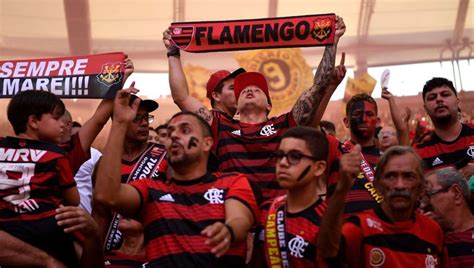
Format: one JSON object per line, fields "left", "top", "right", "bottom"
{"left": 234, "top": 72, "right": 271, "bottom": 104}
{"left": 206, "top": 68, "right": 246, "bottom": 100}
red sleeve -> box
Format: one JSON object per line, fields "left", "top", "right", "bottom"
{"left": 341, "top": 221, "right": 364, "bottom": 267}
{"left": 226, "top": 174, "right": 260, "bottom": 223}
{"left": 66, "top": 133, "right": 89, "bottom": 174}
{"left": 130, "top": 179, "right": 150, "bottom": 213}
{"left": 56, "top": 156, "right": 76, "bottom": 189}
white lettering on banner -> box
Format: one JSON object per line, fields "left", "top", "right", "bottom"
{"left": 0, "top": 59, "right": 89, "bottom": 78}
{"left": 2, "top": 76, "right": 90, "bottom": 97}
{"left": 0, "top": 163, "right": 35, "bottom": 212}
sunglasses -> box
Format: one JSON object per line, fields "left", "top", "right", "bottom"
{"left": 273, "top": 150, "right": 320, "bottom": 165}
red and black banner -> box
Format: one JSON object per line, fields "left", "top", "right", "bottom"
{"left": 171, "top": 14, "right": 336, "bottom": 53}
{"left": 0, "top": 52, "right": 126, "bottom": 99}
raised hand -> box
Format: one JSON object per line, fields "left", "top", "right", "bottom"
{"left": 334, "top": 16, "right": 346, "bottom": 44}
{"left": 123, "top": 56, "right": 134, "bottom": 83}
{"left": 338, "top": 144, "right": 362, "bottom": 193}
{"left": 381, "top": 87, "right": 394, "bottom": 100}
{"left": 329, "top": 52, "right": 346, "bottom": 89}
{"left": 162, "top": 27, "right": 173, "bottom": 50}
{"left": 113, "top": 82, "right": 140, "bottom": 124}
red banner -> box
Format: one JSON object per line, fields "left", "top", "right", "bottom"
{"left": 171, "top": 14, "right": 336, "bottom": 53}
{"left": 0, "top": 52, "right": 126, "bottom": 99}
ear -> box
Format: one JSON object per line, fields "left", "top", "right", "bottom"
{"left": 202, "top": 136, "right": 213, "bottom": 152}
{"left": 376, "top": 117, "right": 381, "bottom": 126}
{"left": 343, "top": 117, "right": 349, "bottom": 128}
{"left": 28, "top": 115, "right": 40, "bottom": 130}
{"left": 266, "top": 103, "right": 272, "bottom": 114}
{"left": 211, "top": 91, "right": 221, "bottom": 103}
{"left": 313, "top": 161, "right": 327, "bottom": 177}
{"left": 451, "top": 184, "right": 464, "bottom": 205}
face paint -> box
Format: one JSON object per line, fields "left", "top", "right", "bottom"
{"left": 188, "top": 136, "right": 199, "bottom": 149}
{"left": 349, "top": 101, "right": 377, "bottom": 140}
{"left": 296, "top": 165, "right": 312, "bottom": 182}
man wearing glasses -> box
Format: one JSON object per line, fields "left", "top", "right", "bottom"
{"left": 318, "top": 145, "right": 446, "bottom": 267}
{"left": 250, "top": 127, "right": 329, "bottom": 267}
{"left": 421, "top": 168, "right": 474, "bottom": 268}
{"left": 93, "top": 94, "right": 168, "bottom": 258}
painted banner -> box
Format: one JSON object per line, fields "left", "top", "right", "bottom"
{"left": 0, "top": 52, "right": 126, "bottom": 99}
{"left": 171, "top": 14, "right": 336, "bottom": 53}
{"left": 235, "top": 48, "right": 313, "bottom": 116}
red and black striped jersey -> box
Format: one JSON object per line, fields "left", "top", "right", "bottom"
{"left": 0, "top": 137, "right": 76, "bottom": 221}
{"left": 104, "top": 251, "right": 147, "bottom": 268}
{"left": 211, "top": 111, "right": 297, "bottom": 200}
{"left": 60, "top": 133, "right": 89, "bottom": 174}
{"left": 333, "top": 207, "right": 446, "bottom": 268}
{"left": 258, "top": 197, "right": 328, "bottom": 268}
{"left": 130, "top": 172, "right": 259, "bottom": 268}
{"left": 327, "top": 143, "right": 382, "bottom": 216}
{"left": 413, "top": 123, "right": 474, "bottom": 172}
{"left": 445, "top": 228, "right": 474, "bottom": 268}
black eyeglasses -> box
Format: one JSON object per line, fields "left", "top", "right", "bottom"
{"left": 426, "top": 185, "right": 452, "bottom": 198}
{"left": 274, "top": 150, "right": 319, "bottom": 165}
{"left": 133, "top": 114, "right": 154, "bottom": 124}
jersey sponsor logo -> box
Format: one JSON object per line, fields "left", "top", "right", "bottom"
{"left": 0, "top": 148, "right": 47, "bottom": 162}
{"left": 231, "top": 129, "right": 241, "bottom": 136}
{"left": 467, "top": 146, "right": 474, "bottom": 158}
{"left": 260, "top": 124, "right": 277, "bottom": 137}
{"left": 204, "top": 188, "right": 224, "bottom": 204}
{"left": 425, "top": 254, "right": 438, "bottom": 268}
{"left": 366, "top": 218, "right": 384, "bottom": 232}
{"left": 369, "top": 248, "right": 385, "bottom": 267}
{"left": 431, "top": 157, "right": 443, "bottom": 166}
{"left": 158, "top": 193, "right": 175, "bottom": 202}
{"left": 288, "top": 235, "right": 308, "bottom": 258}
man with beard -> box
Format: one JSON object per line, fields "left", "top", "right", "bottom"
{"left": 421, "top": 167, "right": 474, "bottom": 268}
{"left": 94, "top": 89, "right": 259, "bottom": 267}
{"left": 318, "top": 145, "right": 446, "bottom": 267}
{"left": 414, "top": 78, "right": 474, "bottom": 179}
{"left": 325, "top": 93, "right": 384, "bottom": 216}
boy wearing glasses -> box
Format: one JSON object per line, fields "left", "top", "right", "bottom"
{"left": 93, "top": 94, "right": 168, "bottom": 255}
{"left": 250, "top": 127, "right": 329, "bottom": 267}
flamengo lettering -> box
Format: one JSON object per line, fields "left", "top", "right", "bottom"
{"left": 195, "top": 22, "right": 313, "bottom": 46}
{"left": 0, "top": 59, "right": 90, "bottom": 96}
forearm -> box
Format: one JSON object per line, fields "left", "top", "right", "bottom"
{"left": 80, "top": 234, "right": 104, "bottom": 268}
{"left": 317, "top": 188, "right": 346, "bottom": 258}
{"left": 168, "top": 56, "right": 190, "bottom": 108}
{"left": 225, "top": 216, "right": 253, "bottom": 243}
{"left": 79, "top": 99, "right": 113, "bottom": 152}
{"left": 307, "top": 84, "right": 336, "bottom": 128}
{"left": 292, "top": 45, "right": 336, "bottom": 125}
{"left": 0, "top": 231, "right": 58, "bottom": 267}
{"left": 388, "top": 98, "right": 409, "bottom": 145}
{"left": 94, "top": 122, "right": 127, "bottom": 207}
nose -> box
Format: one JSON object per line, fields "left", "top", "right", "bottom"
{"left": 393, "top": 176, "right": 408, "bottom": 190}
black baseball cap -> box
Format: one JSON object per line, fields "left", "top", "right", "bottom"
{"left": 129, "top": 95, "right": 159, "bottom": 112}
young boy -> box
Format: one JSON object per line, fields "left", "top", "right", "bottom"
{"left": 0, "top": 90, "right": 80, "bottom": 267}
{"left": 251, "top": 126, "right": 329, "bottom": 267}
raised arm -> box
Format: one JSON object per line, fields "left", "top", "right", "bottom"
{"left": 93, "top": 87, "right": 142, "bottom": 217}
{"left": 78, "top": 57, "right": 135, "bottom": 153}
{"left": 381, "top": 88, "right": 410, "bottom": 145}
{"left": 291, "top": 16, "right": 345, "bottom": 126}
{"left": 317, "top": 145, "right": 361, "bottom": 259}
{"left": 163, "top": 28, "right": 213, "bottom": 124}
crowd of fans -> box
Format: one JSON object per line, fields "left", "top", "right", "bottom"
{"left": 0, "top": 14, "right": 473, "bottom": 268}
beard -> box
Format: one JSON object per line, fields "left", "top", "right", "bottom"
{"left": 431, "top": 112, "right": 456, "bottom": 126}
{"left": 167, "top": 152, "right": 199, "bottom": 169}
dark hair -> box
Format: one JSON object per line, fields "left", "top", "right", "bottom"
{"left": 422, "top": 77, "right": 457, "bottom": 100}
{"left": 210, "top": 82, "right": 225, "bottom": 108}
{"left": 345, "top": 93, "right": 378, "bottom": 117}
{"left": 282, "top": 126, "right": 328, "bottom": 161}
{"left": 72, "top": 121, "right": 82, "bottom": 128}
{"left": 320, "top": 120, "right": 336, "bottom": 134}
{"left": 170, "top": 111, "right": 212, "bottom": 137}
{"left": 155, "top": 123, "right": 168, "bottom": 131}
{"left": 375, "top": 145, "right": 423, "bottom": 183}
{"left": 7, "top": 90, "right": 65, "bottom": 135}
